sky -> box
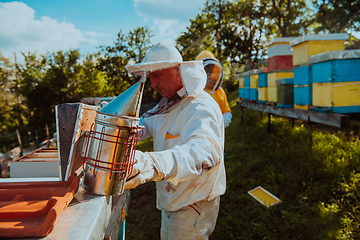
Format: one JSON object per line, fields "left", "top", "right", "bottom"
{"left": 0, "top": 0, "right": 207, "bottom": 63}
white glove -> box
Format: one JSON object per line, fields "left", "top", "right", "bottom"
{"left": 223, "top": 112, "right": 232, "bottom": 128}
{"left": 125, "top": 150, "right": 164, "bottom": 190}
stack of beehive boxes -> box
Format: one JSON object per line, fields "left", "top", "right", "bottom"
{"left": 238, "top": 69, "right": 259, "bottom": 101}
{"left": 257, "top": 68, "right": 268, "bottom": 103}
{"left": 290, "top": 33, "right": 349, "bottom": 110}
{"left": 238, "top": 71, "right": 248, "bottom": 100}
{"left": 266, "top": 37, "right": 295, "bottom": 105}
{"left": 308, "top": 49, "right": 360, "bottom": 113}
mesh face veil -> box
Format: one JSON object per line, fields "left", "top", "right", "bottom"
{"left": 202, "top": 57, "right": 223, "bottom": 91}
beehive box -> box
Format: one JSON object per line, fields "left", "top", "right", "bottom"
{"left": 258, "top": 72, "right": 268, "bottom": 87}
{"left": 250, "top": 74, "right": 258, "bottom": 88}
{"left": 238, "top": 70, "right": 258, "bottom": 101}
{"left": 268, "top": 71, "right": 294, "bottom": 87}
{"left": 276, "top": 78, "right": 294, "bottom": 108}
{"left": 310, "top": 50, "right": 360, "bottom": 84}
{"left": 294, "top": 65, "right": 312, "bottom": 86}
{"left": 239, "top": 77, "right": 244, "bottom": 88}
{"left": 244, "top": 76, "right": 250, "bottom": 88}
{"left": 309, "top": 50, "right": 360, "bottom": 113}
{"left": 312, "top": 82, "right": 360, "bottom": 113}
{"left": 244, "top": 87, "right": 250, "bottom": 100}
{"left": 267, "top": 37, "right": 295, "bottom": 58}
{"left": 268, "top": 87, "right": 277, "bottom": 103}
{"left": 294, "top": 86, "right": 312, "bottom": 110}
{"left": 239, "top": 88, "right": 245, "bottom": 99}
{"left": 293, "top": 65, "right": 312, "bottom": 109}
{"left": 10, "top": 148, "right": 60, "bottom": 178}
{"left": 267, "top": 55, "right": 293, "bottom": 72}
{"left": 258, "top": 87, "right": 268, "bottom": 102}
{"left": 238, "top": 77, "right": 245, "bottom": 99}
{"left": 290, "top": 33, "right": 349, "bottom": 66}
{"left": 250, "top": 88, "right": 258, "bottom": 101}
{"left": 267, "top": 37, "right": 296, "bottom": 71}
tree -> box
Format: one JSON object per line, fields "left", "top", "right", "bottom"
{"left": 97, "top": 26, "right": 158, "bottom": 104}
{"left": 312, "top": 0, "right": 360, "bottom": 34}
{"left": 0, "top": 53, "right": 19, "bottom": 132}
{"left": 177, "top": 0, "right": 268, "bottom": 77}
{"left": 266, "top": 0, "right": 313, "bottom": 37}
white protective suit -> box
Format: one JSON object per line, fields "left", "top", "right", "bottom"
{"left": 138, "top": 62, "right": 226, "bottom": 212}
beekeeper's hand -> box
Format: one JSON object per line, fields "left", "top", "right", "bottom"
{"left": 223, "top": 112, "right": 232, "bottom": 128}
{"left": 125, "top": 150, "right": 164, "bottom": 190}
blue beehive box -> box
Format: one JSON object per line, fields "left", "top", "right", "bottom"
{"left": 250, "top": 89, "right": 258, "bottom": 101}
{"left": 244, "top": 87, "right": 250, "bottom": 100}
{"left": 294, "top": 86, "right": 312, "bottom": 106}
{"left": 239, "top": 88, "right": 245, "bottom": 99}
{"left": 258, "top": 72, "right": 268, "bottom": 87}
{"left": 244, "top": 76, "right": 250, "bottom": 88}
{"left": 294, "top": 65, "right": 312, "bottom": 86}
{"left": 309, "top": 50, "right": 360, "bottom": 83}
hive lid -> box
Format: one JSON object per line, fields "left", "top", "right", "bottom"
{"left": 237, "top": 68, "right": 268, "bottom": 78}
{"left": 308, "top": 49, "right": 360, "bottom": 64}
{"left": 289, "top": 33, "right": 349, "bottom": 47}
{"left": 0, "top": 173, "right": 80, "bottom": 238}
{"left": 266, "top": 36, "right": 298, "bottom": 47}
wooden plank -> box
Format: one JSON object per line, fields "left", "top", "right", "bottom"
{"left": 237, "top": 101, "right": 350, "bottom": 128}
{"left": 104, "top": 190, "right": 130, "bottom": 240}
{"left": 23, "top": 153, "right": 58, "bottom": 159}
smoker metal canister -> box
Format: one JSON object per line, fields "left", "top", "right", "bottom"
{"left": 83, "top": 112, "right": 141, "bottom": 196}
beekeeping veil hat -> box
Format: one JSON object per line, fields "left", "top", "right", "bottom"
{"left": 195, "top": 50, "right": 223, "bottom": 91}
{"left": 125, "top": 43, "right": 206, "bottom": 96}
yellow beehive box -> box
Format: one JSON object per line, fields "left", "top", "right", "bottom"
{"left": 258, "top": 87, "right": 268, "bottom": 102}
{"left": 313, "top": 82, "right": 360, "bottom": 108}
{"left": 268, "top": 87, "right": 277, "bottom": 103}
{"left": 290, "top": 33, "right": 349, "bottom": 66}
{"left": 250, "top": 74, "right": 258, "bottom": 88}
{"left": 267, "top": 71, "right": 294, "bottom": 87}
{"left": 239, "top": 77, "right": 245, "bottom": 88}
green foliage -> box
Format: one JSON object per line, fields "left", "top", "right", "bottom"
{"left": 97, "top": 26, "right": 159, "bottom": 104}
{"left": 312, "top": 0, "right": 360, "bottom": 33}
{"left": 266, "top": 0, "right": 313, "bottom": 37}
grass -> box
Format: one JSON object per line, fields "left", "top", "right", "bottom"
{"left": 125, "top": 90, "right": 360, "bottom": 240}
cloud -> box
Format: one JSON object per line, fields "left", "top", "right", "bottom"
{"left": 0, "top": 2, "right": 98, "bottom": 60}
{"left": 84, "top": 31, "right": 105, "bottom": 38}
{"left": 134, "top": 0, "right": 206, "bottom": 44}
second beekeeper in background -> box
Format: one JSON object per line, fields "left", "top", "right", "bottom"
{"left": 124, "top": 43, "right": 226, "bottom": 240}
{"left": 196, "top": 50, "right": 232, "bottom": 128}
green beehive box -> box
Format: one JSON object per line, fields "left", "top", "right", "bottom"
{"left": 276, "top": 78, "right": 294, "bottom": 108}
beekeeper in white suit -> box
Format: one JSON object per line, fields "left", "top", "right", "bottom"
{"left": 125, "top": 43, "right": 226, "bottom": 240}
